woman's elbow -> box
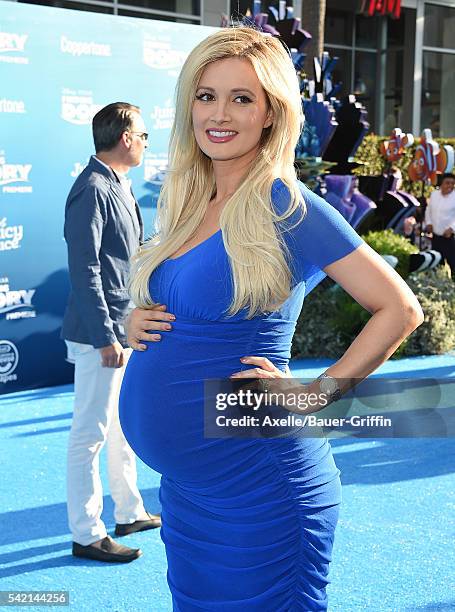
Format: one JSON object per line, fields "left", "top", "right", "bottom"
{"left": 403, "top": 298, "right": 425, "bottom": 333}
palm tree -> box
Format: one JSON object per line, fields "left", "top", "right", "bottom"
{"left": 300, "top": 0, "right": 326, "bottom": 77}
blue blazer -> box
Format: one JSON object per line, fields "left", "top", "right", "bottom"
{"left": 61, "top": 156, "right": 143, "bottom": 348}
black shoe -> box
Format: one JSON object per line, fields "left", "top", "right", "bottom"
{"left": 72, "top": 535, "right": 142, "bottom": 563}
{"left": 115, "top": 512, "right": 161, "bottom": 537}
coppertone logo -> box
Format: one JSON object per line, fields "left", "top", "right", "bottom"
{"left": 144, "top": 154, "right": 168, "bottom": 185}
{"left": 0, "top": 340, "right": 19, "bottom": 384}
{"left": 0, "top": 218, "right": 24, "bottom": 251}
{"left": 61, "top": 89, "right": 102, "bottom": 125}
{"left": 0, "top": 98, "right": 26, "bottom": 114}
{"left": 60, "top": 35, "right": 111, "bottom": 57}
{"left": 0, "top": 279, "right": 36, "bottom": 320}
{"left": 0, "top": 152, "right": 32, "bottom": 194}
{"left": 0, "top": 31, "right": 29, "bottom": 64}
{"left": 143, "top": 38, "right": 186, "bottom": 70}
{"left": 150, "top": 102, "right": 175, "bottom": 130}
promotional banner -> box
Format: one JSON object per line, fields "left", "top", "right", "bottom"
{"left": 0, "top": 1, "right": 215, "bottom": 394}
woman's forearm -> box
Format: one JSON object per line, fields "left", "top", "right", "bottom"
{"left": 276, "top": 306, "right": 422, "bottom": 413}
{"left": 325, "top": 306, "right": 422, "bottom": 393}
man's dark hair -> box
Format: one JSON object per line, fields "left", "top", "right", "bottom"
{"left": 440, "top": 173, "right": 455, "bottom": 183}
{"left": 92, "top": 102, "right": 140, "bottom": 153}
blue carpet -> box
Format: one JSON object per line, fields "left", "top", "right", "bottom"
{"left": 0, "top": 355, "right": 454, "bottom": 611}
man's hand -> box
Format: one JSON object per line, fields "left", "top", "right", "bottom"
{"left": 100, "top": 341, "right": 125, "bottom": 368}
{"left": 443, "top": 228, "right": 454, "bottom": 238}
{"left": 125, "top": 304, "right": 176, "bottom": 351}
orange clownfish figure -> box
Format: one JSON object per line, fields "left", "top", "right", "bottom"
{"left": 408, "top": 128, "right": 454, "bottom": 185}
{"left": 381, "top": 128, "right": 414, "bottom": 163}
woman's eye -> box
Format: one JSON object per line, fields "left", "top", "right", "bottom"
{"left": 195, "top": 92, "right": 214, "bottom": 102}
{"left": 234, "top": 95, "right": 252, "bottom": 104}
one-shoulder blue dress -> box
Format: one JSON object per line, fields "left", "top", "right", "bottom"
{"left": 119, "top": 179, "right": 364, "bottom": 611}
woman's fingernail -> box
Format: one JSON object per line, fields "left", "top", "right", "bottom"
{"left": 165, "top": 324, "right": 171, "bottom": 330}
{"left": 169, "top": 315, "right": 176, "bottom": 320}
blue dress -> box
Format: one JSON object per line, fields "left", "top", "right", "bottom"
{"left": 119, "top": 179, "right": 364, "bottom": 611}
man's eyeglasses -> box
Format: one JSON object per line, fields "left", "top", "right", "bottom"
{"left": 128, "top": 131, "right": 149, "bottom": 142}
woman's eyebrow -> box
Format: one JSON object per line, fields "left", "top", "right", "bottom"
{"left": 231, "top": 88, "right": 256, "bottom": 96}
{"left": 196, "top": 86, "right": 256, "bottom": 96}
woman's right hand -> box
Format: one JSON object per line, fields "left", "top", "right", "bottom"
{"left": 126, "top": 304, "right": 176, "bottom": 351}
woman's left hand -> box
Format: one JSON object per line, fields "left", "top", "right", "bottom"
{"left": 230, "top": 356, "right": 289, "bottom": 392}
{"left": 230, "top": 357, "right": 325, "bottom": 414}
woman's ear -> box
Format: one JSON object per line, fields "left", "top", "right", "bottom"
{"left": 264, "top": 109, "right": 274, "bottom": 129}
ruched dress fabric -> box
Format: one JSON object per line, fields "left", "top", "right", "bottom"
{"left": 119, "top": 180, "right": 364, "bottom": 611}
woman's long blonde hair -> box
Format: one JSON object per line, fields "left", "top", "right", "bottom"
{"left": 129, "top": 27, "right": 305, "bottom": 318}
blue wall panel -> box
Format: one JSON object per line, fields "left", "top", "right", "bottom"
{"left": 0, "top": 1, "right": 214, "bottom": 394}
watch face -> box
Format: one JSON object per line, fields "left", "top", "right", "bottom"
{"left": 319, "top": 376, "right": 339, "bottom": 396}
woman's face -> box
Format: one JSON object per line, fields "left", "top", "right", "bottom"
{"left": 192, "top": 57, "right": 273, "bottom": 164}
{"left": 441, "top": 177, "right": 455, "bottom": 196}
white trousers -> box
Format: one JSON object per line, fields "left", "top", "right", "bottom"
{"left": 66, "top": 341, "right": 146, "bottom": 545}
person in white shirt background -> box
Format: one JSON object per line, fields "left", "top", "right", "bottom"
{"left": 425, "top": 173, "right": 455, "bottom": 280}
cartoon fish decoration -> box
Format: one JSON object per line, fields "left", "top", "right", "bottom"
{"left": 408, "top": 128, "right": 454, "bottom": 185}
{"left": 380, "top": 128, "right": 414, "bottom": 163}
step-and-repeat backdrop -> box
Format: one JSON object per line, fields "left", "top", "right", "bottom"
{"left": 0, "top": 1, "right": 214, "bottom": 394}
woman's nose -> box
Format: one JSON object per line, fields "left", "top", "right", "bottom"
{"left": 210, "top": 100, "right": 231, "bottom": 124}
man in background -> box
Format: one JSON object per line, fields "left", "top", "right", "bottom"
{"left": 61, "top": 102, "right": 160, "bottom": 563}
{"left": 425, "top": 173, "right": 455, "bottom": 280}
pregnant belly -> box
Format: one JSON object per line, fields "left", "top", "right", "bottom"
{"left": 119, "top": 317, "right": 294, "bottom": 478}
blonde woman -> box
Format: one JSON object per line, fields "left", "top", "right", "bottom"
{"left": 119, "top": 27, "right": 423, "bottom": 611}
